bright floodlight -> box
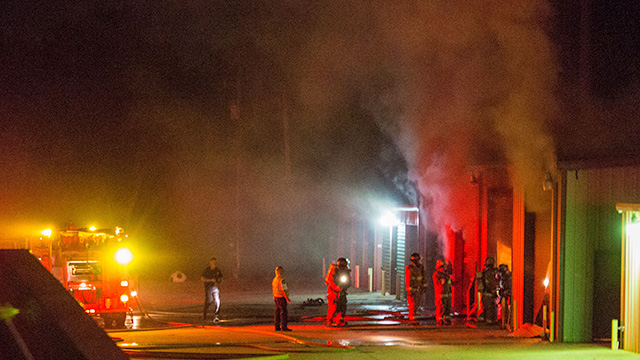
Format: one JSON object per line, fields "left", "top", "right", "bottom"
{"left": 380, "top": 212, "right": 400, "bottom": 227}
{"left": 89, "top": 226, "right": 96, "bottom": 231}
{"left": 41, "top": 229, "right": 52, "bottom": 237}
{"left": 340, "top": 275, "right": 348, "bottom": 284}
{"left": 115, "top": 247, "right": 134, "bottom": 265}
{"left": 628, "top": 221, "right": 640, "bottom": 240}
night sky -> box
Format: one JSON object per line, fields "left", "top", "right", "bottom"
{"left": 2, "top": 1, "right": 639, "bottom": 283}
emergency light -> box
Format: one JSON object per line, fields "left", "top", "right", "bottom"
{"left": 115, "top": 247, "right": 133, "bottom": 265}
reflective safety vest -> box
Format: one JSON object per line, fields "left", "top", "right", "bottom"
{"left": 272, "top": 275, "right": 289, "bottom": 298}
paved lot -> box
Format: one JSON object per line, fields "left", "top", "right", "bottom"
{"left": 109, "top": 324, "right": 638, "bottom": 360}
{"left": 105, "top": 280, "right": 639, "bottom": 360}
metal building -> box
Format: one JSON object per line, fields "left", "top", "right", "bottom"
{"left": 552, "top": 162, "right": 640, "bottom": 346}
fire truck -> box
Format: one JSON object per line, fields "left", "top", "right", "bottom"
{"left": 29, "top": 224, "right": 136, "bottom": 328}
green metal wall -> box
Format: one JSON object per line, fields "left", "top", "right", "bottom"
{"left": 563, "top": 173, "right": 594, "bottom": 342}
{"left": 562, "top": 165, "right": 640, "bottom": 342}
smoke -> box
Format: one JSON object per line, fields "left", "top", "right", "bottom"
{"left": 489, "top": 3, "right": 558, "bottom": 212}
{"left": 288, "top": 1, "right": 559, "bottom": 254}
{"left": 1, "top": 0, "right": 560, "bottom": 283}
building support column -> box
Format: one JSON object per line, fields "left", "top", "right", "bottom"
{"left": 512, "top": 186, "right": 525, "bottom": 329}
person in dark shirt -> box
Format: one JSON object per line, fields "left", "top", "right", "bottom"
{"left": 201, "top": 256, "right": 223, "bottom": 323}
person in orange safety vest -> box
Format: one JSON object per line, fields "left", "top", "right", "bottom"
{"left": 272, "top": 266, "right": 292, "bottom": 331}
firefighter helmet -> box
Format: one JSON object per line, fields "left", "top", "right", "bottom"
{"left": 337, "top": 257, "right": 349, "bottom": 269}
{"left": 410, "top": 253, "right": 421, "bottom": 263}
{"left": 435, "top": 259, "right": 445, "bottom": 270}
{"left": 484, "top": 257, "right": 495, "bottom": 267}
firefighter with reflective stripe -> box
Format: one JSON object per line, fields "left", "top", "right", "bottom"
{"left": 498, "top": 264, "right": 512, "bottom": 328}
{"left": 433, "top": 259, "right": 453, "bottom": 325}
{"left": 324, "top": 257, "right": 351, "bottom": 326}
{"left": 405, "top": 253, "right": 427, "bottom": 322}
{"left": 477, "top": 257, "right": 499, "bottom": 324}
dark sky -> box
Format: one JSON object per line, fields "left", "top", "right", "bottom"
{"left": 550, "top": 0, "right": 640, "bottom": 161}
{"left": 2, "top": 1, "right": 640, "bottom": 282}
{"left": 1, "top": 1, "right": 412, "bottom": 281}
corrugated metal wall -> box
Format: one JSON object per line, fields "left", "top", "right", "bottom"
{"left": 563, "top": 165, "right": 640, "bottom": 342}
{"left": 380, "top": 223, "right": 409, "bottom": 298}
{"left": 618, "top": 208, "right": 640, "bottom": 353}
{"left": 396, "top": 223, "right": 406, "bottom": 299}
{"left": 381, "top": 226, "right": 393, "bottom": 294}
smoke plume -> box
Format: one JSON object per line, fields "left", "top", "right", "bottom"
{"left": 289, "top": 1, "right": 559, "bottom": 254}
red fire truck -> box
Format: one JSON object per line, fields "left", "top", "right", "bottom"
{"left": 29, "top": 224, "right": 136, "bottom": 328}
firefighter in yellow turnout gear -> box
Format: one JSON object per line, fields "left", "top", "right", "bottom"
{"left": 433, "top": 259, "right": 453, "bottom": 325}
{"left": 325, "top": 257, "right": 351, "bottom": 326}
{"left": 477, "top": 257, "right": 499, "bottom": 324}
{"left": 405, "top": 253, "right": 427, "bottom": 322}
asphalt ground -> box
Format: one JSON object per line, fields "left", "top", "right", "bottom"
{"left": 109, "top": 323, "right": 639, "bottom": 360}
{"left": 103, "top": 280, "right": 640, "bottom": 360}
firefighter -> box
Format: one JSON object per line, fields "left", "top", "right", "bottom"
{"left": 477, "top": 257, "right": 499, "bottom": 324}
{"left": 433, "top": 259, "right": 453, "bottom": 325}
{"left": 324, "top": 257, "right": 351, "bottom": 326}
{"left": 201, "top": 256, "right": 223, "bottom": 324}
{"left": 498, "top": 264, "right": 512, "bottom": 329}
{"left": 405, "top": 253, "right": 427, "bottom": 322}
